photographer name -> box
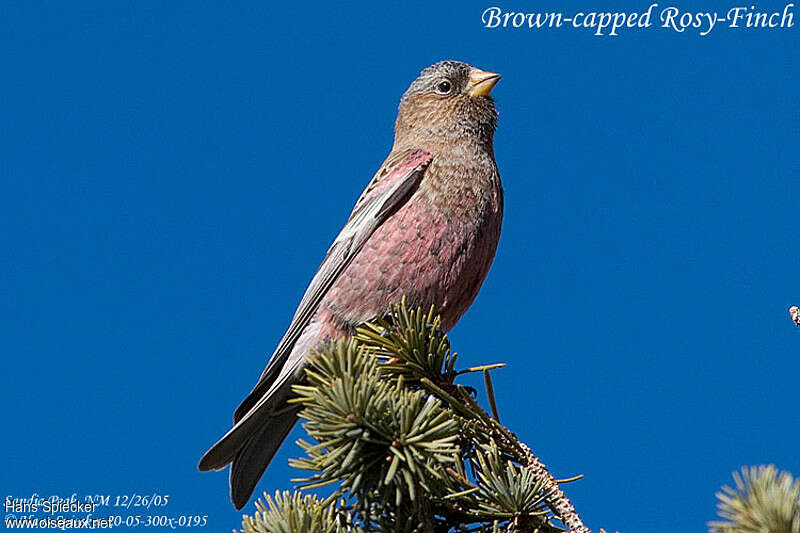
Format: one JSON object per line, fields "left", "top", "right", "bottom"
{"left": 481, "top": 3, "right": 795, "bottom": 36}
{"left": 5, "top": 495, "right": 97, "bottom": 515}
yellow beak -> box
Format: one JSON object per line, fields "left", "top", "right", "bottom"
{"left": 468, "top": 69, "right": 501, "bottom": 97}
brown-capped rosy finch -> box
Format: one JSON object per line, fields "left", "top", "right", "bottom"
{"left": 199, "top": 61, "right": 504, "bottom": 509}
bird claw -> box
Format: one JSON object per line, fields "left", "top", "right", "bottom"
{"left": 425, "top": 322, "right": 445, "bottom": 336}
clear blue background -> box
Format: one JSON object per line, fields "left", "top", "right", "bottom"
{"left": 2, "top": 1, "right": 798, "bottom": 531}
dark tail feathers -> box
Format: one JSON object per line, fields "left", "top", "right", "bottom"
{"left": 229, "top": 407, "right": 300, "bottom": 509}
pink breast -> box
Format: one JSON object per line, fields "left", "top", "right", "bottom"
{"left": 321, "top": 189, "right": 501, "bottom": 331}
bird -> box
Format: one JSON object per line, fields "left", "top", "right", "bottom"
{"left": 198, "top": 60, "right": 504, "bottom": 509}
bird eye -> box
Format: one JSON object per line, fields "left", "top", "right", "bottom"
{"left": 434, "top": 79, "right": 453, "bottom": 94}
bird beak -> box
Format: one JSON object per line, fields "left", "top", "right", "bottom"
{"left": 468, "top": 69, "right": 501, "bottom": 97}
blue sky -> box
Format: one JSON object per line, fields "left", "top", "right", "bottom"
{"left": 2, "top": 2, "right": 798, "bottom": 532}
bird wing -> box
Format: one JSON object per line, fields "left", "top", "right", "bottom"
{"left": 266, "top": 148, "right": 433, "bottom": 382}
{"left": 198, "top": 148, "right": 433, "bottom": 471}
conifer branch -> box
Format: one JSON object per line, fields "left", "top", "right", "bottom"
{"left": 709, "top": 465, "right": 800, "bottom": 533}
{"left": 239, "top": 300, "right": 599, "bottom": 533}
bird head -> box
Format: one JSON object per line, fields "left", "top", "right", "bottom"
{"left": 395, "top": 61, "right": 500, "bottom": 148}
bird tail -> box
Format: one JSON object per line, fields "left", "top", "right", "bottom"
{"left": 198, "top": 368, "right": 302, "bottom": 508}
{"left": 228, "top": 406, "right": 300, "bottom": 509}
{"left": 200, "top": 317, "right": 338, "bottom": 508}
